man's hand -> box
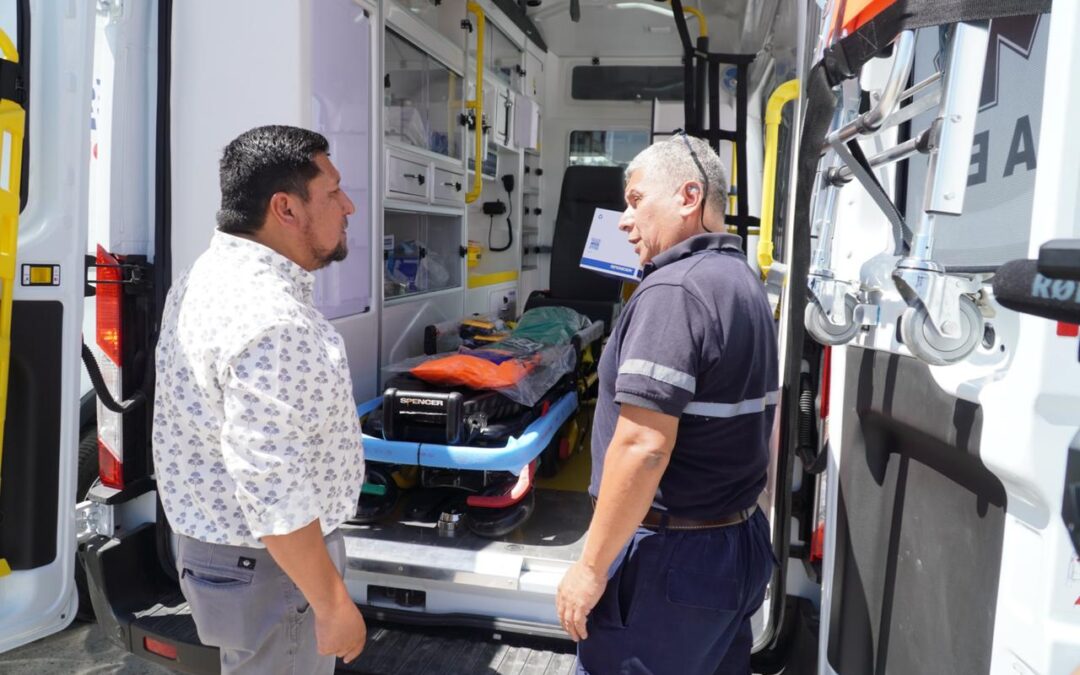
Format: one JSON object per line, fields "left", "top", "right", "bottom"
{"left": 556, "top": 560, "right": 607, "bottom": 642}
{"left": 262, "top": 521, "right": 366, "bottom": 662}
{"left": 556, "top": 405, "right": 676, "bottom": 642}
{"left": 314, "top": 592, "right": 367, "bottom": 663}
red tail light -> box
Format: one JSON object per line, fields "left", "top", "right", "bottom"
{"left": 98, "top": 438, "right": 124, "bottom": 490}
{"left": 95, "top": 245, "right": 125, "bottom": 489}
{"left": 96, "top": 246, "right": 123, "bottom": 366}
{"left": 810, "top": 524, "right": 826, "bottom": 563}
{"left": 143, "top": 637, "right": 178, "bottom": 660}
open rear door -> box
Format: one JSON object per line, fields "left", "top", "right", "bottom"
{"left": 0, "top": 0, "right": 95, "bottom": 652}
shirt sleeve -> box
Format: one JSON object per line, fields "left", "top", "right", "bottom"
{"left": 219, "top": 322, "right": 330, "bottom": 540}
{"left": 614, "top": 283, "right": 713, "bottom": 417}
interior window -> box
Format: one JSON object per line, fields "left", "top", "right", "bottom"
{"left": 571, "top": 65, "right": 683, "bottom": 102}
{"left": 568, "top": 130, "right": 649, "bottom": 168}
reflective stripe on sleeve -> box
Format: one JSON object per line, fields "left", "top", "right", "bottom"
{"left": 618, "top": 359, "right": 696, "bottom": 393}
{"left": 683, "top": 390, "right": 780, "bottom": 418}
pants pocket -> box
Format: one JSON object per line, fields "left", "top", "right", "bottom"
{"left": 182, "top": 562, "right": 255, "bottom": 587}
{"left": 665, "top": 569, "right": 739, "bottom": 612}
{"left": 179, "top": 562, "right": 259, "bottom": 650}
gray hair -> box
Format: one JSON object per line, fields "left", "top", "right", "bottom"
{"left": 625, "top": 135, "right": 729, "bottom": 223}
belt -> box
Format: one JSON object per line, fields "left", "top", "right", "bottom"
{"left": 590, "top": 497, "right": 758, "bottom": 531}
{"left": 640, "top": 504, "right": 757, "bottom": 531}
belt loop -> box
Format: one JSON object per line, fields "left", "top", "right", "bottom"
{"left": 659, "top": 512, "right": 670, "bottom": 533}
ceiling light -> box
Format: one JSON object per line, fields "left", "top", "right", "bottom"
{"left": 614, "top": 2, "right": 673, "bottom": 17}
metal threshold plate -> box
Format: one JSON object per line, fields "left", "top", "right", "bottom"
{"left": 342, "top": 489, "right": 591, "bottom": 590}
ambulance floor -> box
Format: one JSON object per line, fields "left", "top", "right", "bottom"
{"left": 535, "top": 440, "right": 592, "bottom": 493}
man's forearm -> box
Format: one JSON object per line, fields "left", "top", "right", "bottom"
{"left": 262, "top": 519, "right": 349, "bottom": 613}
{"left": 582, "top": 438, "right": 671, "bottom": 574}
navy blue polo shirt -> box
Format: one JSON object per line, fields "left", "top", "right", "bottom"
{"left": 589, "top": 233, "right": 779, "bottom": 519}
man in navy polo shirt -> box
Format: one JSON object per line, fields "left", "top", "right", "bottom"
{"left": 556, "top": 134, "right": 778, "bottom": 675}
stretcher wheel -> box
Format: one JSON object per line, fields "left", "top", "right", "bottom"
{"left": 899, "top": 296, "right": 982, "bottom": 366}
{"left": 465, "top": 489, "right": 535, "bottom": 538}
{"left": 804, "top": 296, "right": 860, "bottom": 346}
{"left": 352, "top": 465, "right": 399, "bottom": 524}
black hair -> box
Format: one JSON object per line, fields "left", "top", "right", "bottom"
{"left": 216, "top": 125, "right": 330, "bottom": 235}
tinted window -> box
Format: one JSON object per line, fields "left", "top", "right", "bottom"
{"left": 571, "top": 66, "right": 683, "bottom": 102}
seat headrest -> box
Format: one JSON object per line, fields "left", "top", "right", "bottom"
{"left": 558, "top": 166, "right": 626, "bottom": 207}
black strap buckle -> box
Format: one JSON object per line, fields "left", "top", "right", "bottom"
{"left": 0, "top": 57, "right": 26, "bottom": 106}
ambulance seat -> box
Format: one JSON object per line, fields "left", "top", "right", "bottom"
{"left": 525, "top": 165, "right": 626, "bottom": 331}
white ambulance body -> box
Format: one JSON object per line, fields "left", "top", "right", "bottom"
{"left": 0, "top": 1, "right": 1077, "bottom": 673}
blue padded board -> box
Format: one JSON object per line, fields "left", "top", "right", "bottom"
{"left": 357, "top": 391, "right": 578, "bottom": 475}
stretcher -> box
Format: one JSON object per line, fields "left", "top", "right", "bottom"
{"left": 355, "top": 308, "right": 603, "bottom": 537}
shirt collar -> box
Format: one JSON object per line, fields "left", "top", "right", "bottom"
{"left": 644, "top": 232, "right": 744, "bottom": 275}
{"left": 211, "top": 230, "right": 316, "bottom": 301}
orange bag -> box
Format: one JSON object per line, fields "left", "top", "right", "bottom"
{"left": 410, "top": 354, "right": 535, "bottom": 390}
{"left": 824, "top": 0, "right": 896, "bottom": 43}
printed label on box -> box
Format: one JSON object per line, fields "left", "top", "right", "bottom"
{"left": 579, "top": 208, "right": 642, "bottom": 282}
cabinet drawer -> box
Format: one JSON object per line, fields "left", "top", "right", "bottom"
{"left": 432, "top": 168, "right": 465, "bottom": 204}
{"left": 387, "top": 154, "right": 429, "bottom": 199}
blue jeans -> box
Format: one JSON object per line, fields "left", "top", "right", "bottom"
{"left": 576, "top": 509, "right": 775, "bottom": 675}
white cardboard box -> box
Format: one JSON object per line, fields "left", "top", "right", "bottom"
{"left": 579, "top": 208, "right": 643, "bottom": 282}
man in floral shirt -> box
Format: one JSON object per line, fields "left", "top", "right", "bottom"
{"left": 153, "top": 125, "right": 366, "bottom": 674}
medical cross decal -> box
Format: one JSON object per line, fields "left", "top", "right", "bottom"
{"left": 980, "top": 14, "right": 1042, "bottom": 112}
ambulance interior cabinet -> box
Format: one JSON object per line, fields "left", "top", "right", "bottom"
{"left": 383, "top": 210, "right": 463, "bottom": 301}
{"left": 385, "top": 29, "right": 462, "bottom": 160}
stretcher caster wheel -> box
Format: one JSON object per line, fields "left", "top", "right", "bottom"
{"left": 899, "top": 296, "right": 981, "bottom": 366}
{"left": 466, "top": 489, "right": 535, "bottom": 538}
{"left": 805, "top": 296, "right": 860, "bottom": 346}
{"left": 352, "top": 466, "right": 399, "bottom": 524}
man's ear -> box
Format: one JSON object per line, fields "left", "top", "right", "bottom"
{"left": 678, "top": 181, "right": 703, "bottom": 216}
{"left": 268, "top": 192, "right": 299, "bottom": 229}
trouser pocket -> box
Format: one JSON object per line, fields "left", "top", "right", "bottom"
{"left": 180, "top": 561, "right": 261, "bottom": 650}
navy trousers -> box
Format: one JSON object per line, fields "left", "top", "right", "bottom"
{"left": 576, "top": 508, "right": 775, "bottom": 675}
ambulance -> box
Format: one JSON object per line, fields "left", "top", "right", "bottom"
{"left": 0, "top": 0, "right": 1077, "bottom": 672}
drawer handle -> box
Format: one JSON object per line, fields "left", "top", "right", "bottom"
{"left": 443, "top": 181, "right": 462, "bottom": 192}
{"left": 404, "top": 173, "right": 426, "bottom": 185}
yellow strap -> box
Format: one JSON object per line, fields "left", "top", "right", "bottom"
{"left": 0, "top": 27, "right": 26, "bottom": 578}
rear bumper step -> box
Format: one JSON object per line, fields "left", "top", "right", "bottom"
{"left": 81, "top": 489, "right": 590, "bottom": 673}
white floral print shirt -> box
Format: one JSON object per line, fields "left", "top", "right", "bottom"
{"left": 153, "top": 231, "right": 365, "bottom": 546}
